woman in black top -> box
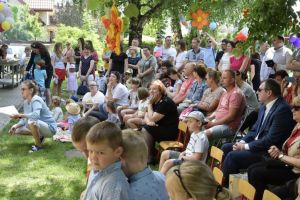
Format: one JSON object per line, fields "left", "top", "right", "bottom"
{"left": 250, "top": 53, "right": 261, "bottom": 91}
{"left": 25, "top": 42, "right": 53, "bottom": 105}
{"left": 107, "top": 45, "right": 128, "bottom": 76}
{"left": 143, "top": 79, "right": 179, "bottom": 162}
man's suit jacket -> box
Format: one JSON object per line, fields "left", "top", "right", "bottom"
{"left": 242, "top": 97, "right": 295, "bottom": 152}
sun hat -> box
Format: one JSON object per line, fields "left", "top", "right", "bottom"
{"left": 186, "top": 111, "right": 205, "bottom": 122}
{"left": 66, "top": 102, "right": 81, "bottom": 115}
{"left": 125, "top": 68, "right": 133, "bottom": 74}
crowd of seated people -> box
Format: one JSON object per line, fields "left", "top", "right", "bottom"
{"left": 8, "top": 33, "right": 300, "bottom": 200}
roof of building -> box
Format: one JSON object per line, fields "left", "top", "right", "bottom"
{"left": 24, "top": 0, "right": 54, "bottom": 11}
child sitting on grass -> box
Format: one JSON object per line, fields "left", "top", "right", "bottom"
{"left": 118, "top": 77, "right": 140, "bottom": 122}
{"left": 124, "top": 87, "right": 149, "bottom": 129}
{"left": 159, "top": 111, "right": 209, "bottom": 175}
{"left": 51, "top": 96, "right": 63, "bottom": 122}
{"left": 106, "top": 101, "right": 121, "bottom": 127}
{"left": 72, "top": 116, "right": 100, "bottom": 178}
{"left": 82, "top": 121, "right": 130, "bottom": 200}
{"left": 121, "top": 129, "right": 168, "bottom": 200}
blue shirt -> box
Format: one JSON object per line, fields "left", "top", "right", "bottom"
{"left": 186, "top": 80, "right": 207, "bottom": 104}
{"left": 129, "top": 168, "right": 168, "bottom": 200}
{"left": 83, "top": 161, "right": 130, "bottom": 200}
{"left": 185, "top": 48, "right": 204, "bottom": 63}
{"left": 34, "top": 68, "right": 47, "bottom": 88}
{"left": 200, "top": 47, "right": 216, "bottom": 68}
{"left": 18, "top": 95, "right": 57, "bottom": 134}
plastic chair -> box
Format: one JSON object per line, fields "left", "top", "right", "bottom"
{"left": 213, "top": 167, "right": 223, "bottom": 185}
{"left": 210, "top": 146, "right": 224, "bottom": 169}
{"left": 262, "top": 190, "right": 281, "bottom": 200}
{"left": 158, "top": 121, "right": 188, "bottom": 151}
{"left": 238, "top": 179, "right": 256, "bottom": 200}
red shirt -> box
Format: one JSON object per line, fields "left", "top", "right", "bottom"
{"left": 285, "top": 129, "right": 300, "bottom": 150}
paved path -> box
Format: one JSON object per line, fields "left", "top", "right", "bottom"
{"left": 0, "top": 85, "right": 23, "bottom": 131}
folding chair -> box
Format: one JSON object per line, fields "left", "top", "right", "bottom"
{"left": 262, "top": 190, "right": 281, "bottom": 200}
{"left": 157, "top": 121, "right": 188, "bottom": 158}
{"left": 213, "top": 167, "right": 223, "bottom": 185}
{"left": 238, "top": 179, "right": 256, "bottom": 200}
{"left": 209, "top": 145, "right": 224, "bottom": 169}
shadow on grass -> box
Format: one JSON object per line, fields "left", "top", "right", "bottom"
{"left": 0, "top": 122, "right": 87, "bottom": 200}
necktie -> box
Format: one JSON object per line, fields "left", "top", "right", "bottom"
{"left": 255, "top": 106, "right": 266, "bottom": 140}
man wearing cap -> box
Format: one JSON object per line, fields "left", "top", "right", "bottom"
{"left": 260, "top": 35, "right": 292, "bottom": 81}
{"left": 159, "top": 111, "right": 209, "bottom": 175}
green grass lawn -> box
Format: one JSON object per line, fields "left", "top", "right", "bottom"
{"left": 0, "top": 120, "right": 87, "bottom": 200}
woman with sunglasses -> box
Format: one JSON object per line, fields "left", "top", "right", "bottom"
{"left": 166, "top": 160, "right": 232, "bottom": 200}
{"left": 247, "top": 95, "right": 300, "bottom": 200}
{"left": 9, "top": 80, "right": 57, "bottom": 152}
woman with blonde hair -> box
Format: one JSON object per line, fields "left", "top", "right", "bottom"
{"left": 142, "top": 79, "right": 179, "bottom": 163}
{"left": 248, "top": 95, "right": 300, "bottom": 200}
{"left": 51, "top": 42, "right": 66, "bottom": 96}
{"left": 166, "top": 160, "right": 232, "bottom": 200}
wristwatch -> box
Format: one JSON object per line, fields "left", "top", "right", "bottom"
{"left": 278, "top": 153, "right": 284, "bottom": 160}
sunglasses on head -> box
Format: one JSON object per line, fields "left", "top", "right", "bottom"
{"left": 292, "top": 105, "right": 300, "bottom": 111}
{"left": 173, "top": 165, "right": 192, "bottom": 198}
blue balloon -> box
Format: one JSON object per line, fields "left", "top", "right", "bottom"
{"left": 209, "top": 22, "right": 217, "bottom": 30}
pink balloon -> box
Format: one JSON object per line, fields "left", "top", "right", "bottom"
{"left": 290, "top": 34, "right": 297, "bottom": 43}
{"left": 294, "top": 39, "right": 300, "bottom": 48}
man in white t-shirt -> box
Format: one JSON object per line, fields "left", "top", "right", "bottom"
{"left": 161, "top": 36, "right": 177, "bottom": 64}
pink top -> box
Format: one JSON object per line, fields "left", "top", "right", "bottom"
{"left": 173, "top": 77, "right": 195, "bottom": 103}
{"left": 230, "top": 55, "right": 245, "bottom": 71}
{"left": 214, "top": 86, "right": 246, "bottom": 130}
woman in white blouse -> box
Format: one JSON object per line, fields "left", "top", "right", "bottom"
{"left": 218, "top": 41, "right": 235, "bottom": 72}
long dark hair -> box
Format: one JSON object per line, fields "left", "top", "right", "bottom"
{"left": 85, "top": 40, "right": 95, "bottom": 52}
{"left": 78, "top": 37, "right": 85, "bottom": 49}
{"left": 30, "top": 42, "right": 50, "bottom": 58}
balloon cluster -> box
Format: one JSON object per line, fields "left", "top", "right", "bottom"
{"left": 101, "top": 5, "right": 123, "bottom": 55}
{"left": 235, "top": 27, "right": 249, "bottom": 42}
{"left": 0, "top": 1, "right": 14, "bottom": 32}
{"left": 289, "top": 34, "right": 300, "bottom": 48}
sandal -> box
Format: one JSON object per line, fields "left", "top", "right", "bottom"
{"left": 29, "top": 145, "right": 43, "bottom": 153}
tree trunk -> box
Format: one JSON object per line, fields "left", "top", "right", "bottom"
{"left": 128, "top": 17, "right": 143, "bottom": 45}
{"left": 128, "top": 0, "right": 164, "bottom": 46}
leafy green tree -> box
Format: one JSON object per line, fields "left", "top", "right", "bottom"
{"left": 4, "top": 5, "right": 45, "bottom": 41}
{"left": 53, "top": 1, "right": 83, "bottom": 27}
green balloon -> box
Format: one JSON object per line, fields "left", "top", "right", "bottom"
{"left": 124, "top": 4, "right": 139, "bottom": 18}
{"left": 87, "top": 0, "right": 100, "bottom": 10}
{"left": 12, "top": 6, "right": 18, "bottom": 14}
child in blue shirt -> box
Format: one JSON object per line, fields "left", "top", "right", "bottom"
{"left": 121, "top": 129, "right": 168, "bottom": 200}
{"left": 33, "top": 58, "right": 47, "bottom": 101}
{"left": 83, "top": 121, "right": 130, "bottom": 200}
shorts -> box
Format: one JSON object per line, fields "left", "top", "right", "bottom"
{"left": 169, "top": 150, "right": 184, "bottom": 166}
{"left": 209, "top": 124, "right": 235, "bottom": 139}
{"left": 17, "top": 120, "right": 56, "bottom": 137}
{"left": 55, "top": 68, "right": 66, "bottom": 81}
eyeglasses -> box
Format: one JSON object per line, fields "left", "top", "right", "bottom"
{"left": 292, "top": 105, "right": 300, "bottom": 111}
{"left": 173, "top": 166, "right": 192, "bottom": 198}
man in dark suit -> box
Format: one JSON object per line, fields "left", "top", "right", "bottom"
{"left": 221, "top": 78, "right": 295, "bottom": 187}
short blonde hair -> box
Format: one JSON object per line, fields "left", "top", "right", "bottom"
{"left": 121, "top": 129, "right": 148, "bottom": 164}
{"left": 86, "top": 121, "right": 122, "bottom": 149}
{"left": 166, "top": 161, "right": 232, "bottom": 200}
{"left": 150, "top": 79, "right": 166, "bottom": 95}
